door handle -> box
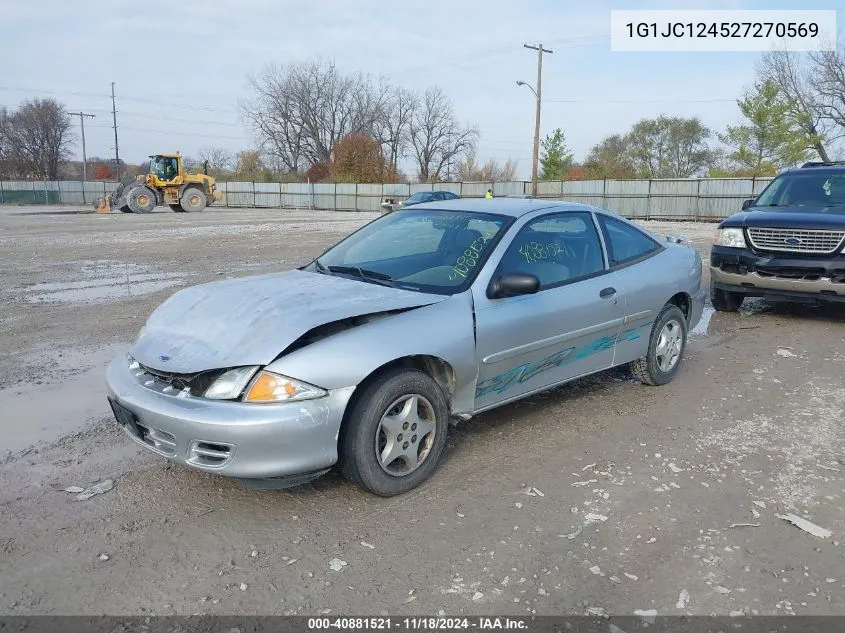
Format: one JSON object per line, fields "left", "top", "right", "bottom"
{"left": 599, "top": 287, "right": 616, "bottom": 298}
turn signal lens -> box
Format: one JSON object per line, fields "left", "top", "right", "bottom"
{"left": 244, "top": 371, "right": 327, "bottom": 403}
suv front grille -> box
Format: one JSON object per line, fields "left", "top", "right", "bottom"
{"left": 747, "top": 227, "right": 845, "bottom": 254}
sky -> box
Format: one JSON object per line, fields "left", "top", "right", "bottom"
{"left": 0, "top": 0, "right": 842, "bottom": 180}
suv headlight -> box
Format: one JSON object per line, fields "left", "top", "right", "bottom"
{"left": 243, "top": 370, "right": 327, "bottom": 403}
{"left": 204, "top": 366, "right": 260, "bottom": 400}
{"left": 715, "top": 228, "right": 747, "bottom": 248}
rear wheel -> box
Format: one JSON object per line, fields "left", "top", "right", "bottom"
{"left": 180, "top": 187, "right": 207, "bottom": 212}
{"left": 711, "top": 281, "right": 744, "bottom": 312}
{"left": 127, "top": 187, "right": 156, "bottom": 213}
{"left": 339, "top": 369, "right": 449, "bottom": 496}
{"left": 630, "top": 304, "right": 687, "bottom": 386}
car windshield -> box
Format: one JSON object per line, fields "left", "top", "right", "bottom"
{"left": 755, "top": 172, "right": 845, "bottom": 209}
{"left": 313, "top": 209, "right": 512, "bottom": 294}
{"left": 405, "top": 192, "right": 430, "bottom": 202}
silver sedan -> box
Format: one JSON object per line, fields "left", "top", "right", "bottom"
{"left": 106, "top": 199, "right": 705, "bottom": 496}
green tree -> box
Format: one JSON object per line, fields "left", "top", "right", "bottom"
{"left": 720, "top": 80, "right": 818, "bottom": 176}
{"left": 539, "top": 128, "right": 573, "bottom": 180}
{"left": 626, "top": 115, "right": 715, "bottom": 178}
{"left": 583, "top": 134, "right": 636, "bottom": 179}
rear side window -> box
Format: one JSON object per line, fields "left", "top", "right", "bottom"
{"left": 597, "top": 215, "right": 662, "bottom": 268}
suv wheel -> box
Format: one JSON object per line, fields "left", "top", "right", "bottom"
{"left": 711, "top": 281, "right": 744, "bottom": 312}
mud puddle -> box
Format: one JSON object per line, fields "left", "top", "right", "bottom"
{"left": 0, "top": 343, "right": 127, "bottom": 455}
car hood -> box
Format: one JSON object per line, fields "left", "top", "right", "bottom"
{"left": 721, "top": 207, "right": 845, "bottom": 230}
{"left": 131, "top": 269, "right": 447, "bottom": 373}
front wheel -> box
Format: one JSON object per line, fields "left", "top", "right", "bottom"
{"left": 710, "top": 281, "right": 744, "bottom": 312}
{"left": 630, "top": 304, "right": 687, "bottom": 386}
{"left": 180, "top": 187, "right": 207, "bottom": 212}
{"left": 127, "top": 187, "right": 156, "bottom": 213}
{"left": 339, "top": 369, "right": 449, "bottom": 496}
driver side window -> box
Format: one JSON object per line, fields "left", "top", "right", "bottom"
{"left": 499, "top": 212, "right": 605, "bottom": 290}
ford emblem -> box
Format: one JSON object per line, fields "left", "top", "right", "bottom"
{"left": 784, "top": 237, "right": 801, "bottom": 246}
{"left": 159, "top": 355, "right": 171, "bottom": 362}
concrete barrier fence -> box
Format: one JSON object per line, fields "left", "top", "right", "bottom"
{"left": 0, "top": 177, "right": 774, "bottom": 221}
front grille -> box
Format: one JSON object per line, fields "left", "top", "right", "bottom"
{"left": 747, "top": 227, "right": 845, "bottom": 254}
{"left": 137, "top": 363, "right": 221, "bottom": 396}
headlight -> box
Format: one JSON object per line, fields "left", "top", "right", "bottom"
{"left": 715, "top": 228, "right": 747, "bottom": 248}
{"left": 243, "top": 370, "right": 327, "bottom": 403}
{"left": 204, "top": 366, "right": 260, "bottom": 400}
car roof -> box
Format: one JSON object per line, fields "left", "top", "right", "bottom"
{"left": 408, "top": 197, "right": 602, "bottom": 218}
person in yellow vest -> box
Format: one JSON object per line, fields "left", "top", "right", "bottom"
{"left": 485, "top": 189, "right": 493, "bottom": 199}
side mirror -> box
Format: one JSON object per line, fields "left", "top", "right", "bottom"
{"left": 741, "top": 199, "right": 754, "bottom": 210}
{"left": 488, "top": 273, "right": 540, "bottom": 299}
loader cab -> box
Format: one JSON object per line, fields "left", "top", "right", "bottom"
{"left": 150, "top": 154, "right": 181, "bottom": 183}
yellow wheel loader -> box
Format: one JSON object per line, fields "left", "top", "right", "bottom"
{"left": 94, "top": 153, "right": 224, "bottom": 214}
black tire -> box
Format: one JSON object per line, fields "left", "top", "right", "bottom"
{"left": 127, "top": 187, "right": 156, "bottom": 213}
{"left": 180, "top": 187, "right": 207, "bottom": 212}
{"left": 710, "top": 281, "right": 744, "bottom": 312}
{"left": 630, "top": 304, "right": 688, "bottom": 386}
{"left": 338, "top": 369, "right": 449, "bottom": 496}
{"left": 169, "top": 204, "right": 186, "bottom": 213}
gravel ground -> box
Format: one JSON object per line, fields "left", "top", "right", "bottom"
{"left": 0, "top": 205, "right": 843, "bottom": 616}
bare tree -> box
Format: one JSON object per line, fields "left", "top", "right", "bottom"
{"left": 457, "top": 152, "right": 519, "bottom": 181}
{"left": 198, "top": 146, "right": 234, "bottom": 172}
{"left": 809, "top": 47, "right": 845, "bottom": 146}
{"left": 0, "top": 107, "right": 10, "bottom": 176}
{"left": 242, "top": 60, "right": 390, "bottom": 174}
{"left": 408, "top": 87, "right": 478, "bottom": 182}
{"left": 375, "top": 86, "right": 418, "bottom": 171}
{"left": 759, "top": 50, "right": 832, "bottom": 161}
{"left": 0, "top": 99, "right": 73, "bottom": 179}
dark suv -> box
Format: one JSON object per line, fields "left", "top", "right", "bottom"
{"left": 710, "top": 162, "right": 845, "bottom": 311}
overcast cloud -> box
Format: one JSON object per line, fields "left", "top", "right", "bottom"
{"left": 1, "top": 0, "right": 841, "bottom": 178}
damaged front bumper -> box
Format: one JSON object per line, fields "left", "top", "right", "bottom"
{"left": 105, "top": 355, "right": 356, "bottom": 480}
{"left": 711, "top": 245, "right": 845, "bottom": 303}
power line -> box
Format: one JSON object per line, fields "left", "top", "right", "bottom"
{"left": 543, "top": 97, "right": 736, "bottom": 104}
{"left": 85, "top": 124, "right": 248, "bottom": 141}
{"left": 0, "top": 85, "right": 239, "bottom": 114}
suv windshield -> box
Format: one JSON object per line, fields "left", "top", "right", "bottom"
{"left": 313, "top": 209, "right": 512, "bottom": 294}
{"left": 755, "top": 171, "right": 845, "bottom": 209}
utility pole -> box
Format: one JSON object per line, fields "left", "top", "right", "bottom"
{"left": 111, "top": 82, "right": 121, "bottom": 180}
{"left": 523, "top": 43, "right": 553, "bottom": 197}
{"left": 68, "top": 112, "right": 96, "bottom": 182}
